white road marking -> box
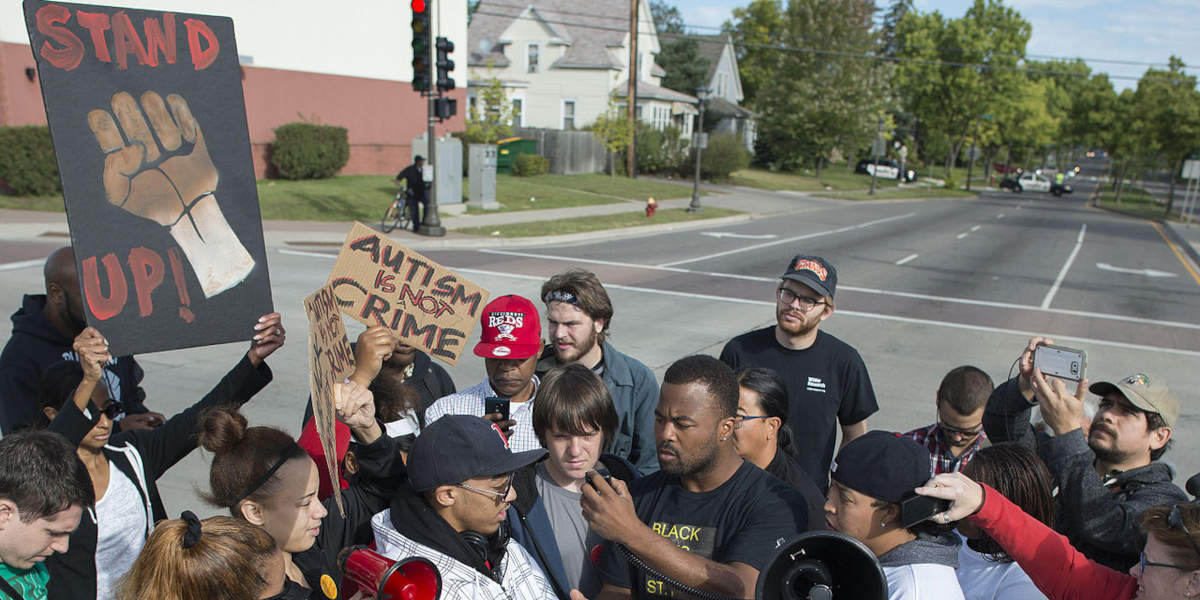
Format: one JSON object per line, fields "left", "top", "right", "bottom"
{"left": 278, "top": 248, "right": 336, "bottom": 259}
{"left": 997, "top": 214, "right": 1005, "bottom": 219}
{"left": 0, "top": 259, "right": 45, "bottom": 272}
{"left": 970, "top": 225, "right": 981, "bottom": 232}
{"left": 956, "top": 232, "right": 969, "bottom": 239}
{"left": 700, "top": 232, "right": 778, "bottom": 240}
{"left": 1096, "top": 263, "right": 1177, "bottom": 278}
{"left": 895, "top": 253, "right": 919, "bottom": 266}
{"left": 1041, "top": 224, "right": 1087, "bottom": 309}
{"left": 656, "top": 212, "right": 918, "bottom": 267}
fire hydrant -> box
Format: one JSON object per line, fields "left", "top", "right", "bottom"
{"left": 645, "top": 197, "right": 658, "bottom": 218}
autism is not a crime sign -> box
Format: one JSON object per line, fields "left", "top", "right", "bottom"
{"left": 327, "top": 222, "right": 489, "bottom": 366}
{"left": 24, "top": 0, "right": 272, "bottom": 355}
{"left": 303, "top": 283, "right": 354, "bottom": 518}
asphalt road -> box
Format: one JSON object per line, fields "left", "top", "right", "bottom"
{"left": 1, "top": 159, "right": 1198, "bottom": 516}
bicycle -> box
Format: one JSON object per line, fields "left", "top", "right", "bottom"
{"left": 380, "top": 188, "right": 412, "bottom": 233}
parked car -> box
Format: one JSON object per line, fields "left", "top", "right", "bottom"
{"left": 999, "top": 172, "right": 1052, "bottom": 193}
{"left": 854, "top": 159, "right": 917, "bottom": 182}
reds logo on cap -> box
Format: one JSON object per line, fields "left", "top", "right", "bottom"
{"left": 490, "top": 423, "right": 510, "bottom": 447}
{"left": 792, "top": 259, "right": 828, "bottom": 281}
{"left": 494, "top": 323, "right": 518, "bottom": 342}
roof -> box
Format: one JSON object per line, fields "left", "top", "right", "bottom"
{"left": 687, "top": 33, "right": 730, "bottom": 83}
{"left": 614, "top": 79, "right": 697, "bottom": 103}
{"left": 469, "top": 0, "right": 634, "bottom": 70}
{"left": 705, "top": 96, "right": 755, "bottom": 119}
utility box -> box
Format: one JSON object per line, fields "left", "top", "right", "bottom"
{"left": 411, "top": 134, "right": 464, "bottom": 211}
{"left": 469, "top": 144, "right": 500, "bottom": 210}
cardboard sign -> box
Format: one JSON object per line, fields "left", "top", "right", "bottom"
{"left": 24, "top": 1, "right": 272, "bottom": 355}
{"left": 328, "top": 222, "right": 489, "bottom": 365}
{"left": 304, "top": 283, "right": 355, "bottom": 518}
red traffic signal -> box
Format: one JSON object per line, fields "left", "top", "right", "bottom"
{"left": 411, "top": 0, "right": 426, "bottom": 13}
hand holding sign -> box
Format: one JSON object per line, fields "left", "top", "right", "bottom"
{"left": 87, "top": 90, "right": 254, "bottom": 298}
{"left": 334, "top": 380, "right": 381, "bottom": 442}
{"left": 72, "top": 326, "right": 111, "bottom": 384}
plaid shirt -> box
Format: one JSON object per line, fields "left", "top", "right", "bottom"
{"left": 903, "top": 423, "right": 987, "bottom": 476}
{"left": 425, "top": 377, "right": 541, "bottom": 452}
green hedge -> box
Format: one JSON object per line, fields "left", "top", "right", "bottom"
{"left": 0, "top": 126, "right": 61, "bottom": 195}
{"left": 269, "top": 122, "right": 349, "bottom": 180}
{"left": 697, "top": 132, "right": 750, "bottom": 180}
{"left": 513, "top": 153, "right": 549, "bottom": 176}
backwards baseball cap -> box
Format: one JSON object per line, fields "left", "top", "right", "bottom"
{"left": 781, "top": 255, "right": 837, "bottom": 299}
{"left": 831, "top": 430, "right": 930, "bottom": 504}
{"left": 473, "top": 294, "right": 542, "bottom": 360}
{"left": 1090, "top": 373, "right": 1179, "bottom": 427}
{"left": 408, "top": 415, "right": 547, "bottom": 492}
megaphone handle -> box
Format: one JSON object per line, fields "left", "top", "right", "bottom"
{"left": 614, "top": 543, "right": 735, "bottom": 600}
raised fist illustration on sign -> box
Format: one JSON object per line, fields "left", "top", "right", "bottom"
{"left": 87, "top": 91, "right": 255, "bottom": 298}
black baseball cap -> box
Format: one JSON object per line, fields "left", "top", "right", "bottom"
{"left": 831, "top": 430, "right": 930, "bottom": 504}
{"left": 408, "top": 415, "right": 547, "bottom": 492}
{"left": 781, "top": 255, "right": 837, "bottom": 299}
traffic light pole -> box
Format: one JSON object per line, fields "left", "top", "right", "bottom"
{"left": 418, "top": 91, "right": 444, "bottom": 236}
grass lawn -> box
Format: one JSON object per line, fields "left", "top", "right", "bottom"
{"left": 0, "top": 193, "right": 62, "bottom": 211}
{"left": 466, "top": 173, "right": 700, "bottom": 214}
{"left": 1097, "top": 187, "right": 1184, "bottom": 223}
{"left": 452, "top": 207, "right": 741, "bottom": 238}
{"left": 822, "top": 188, "right": 977, "bottom": 201}
{"left": 729, "top": 168, "right": 902, "bottom": 192}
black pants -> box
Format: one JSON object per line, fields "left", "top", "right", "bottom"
{"left": 405, "top": 195, "right": 425, "bottom": 231}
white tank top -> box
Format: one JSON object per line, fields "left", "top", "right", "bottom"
{"left": 94, "top": 467, "right": 147, "bottom": 600}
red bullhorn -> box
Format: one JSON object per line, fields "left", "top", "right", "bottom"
{"left": 339, "top": 546, "right": 441, "bottom": 600}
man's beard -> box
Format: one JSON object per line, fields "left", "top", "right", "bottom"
{"left": 1087, "top": 424, "right": 1128, "bottom": 465}
{"left": 658, "top": 431, "right": 721, "bottom": 478}
{"left": 555, "top": 329, "right": 599, "bottom": 364}
{"left": 776, "top": 306, "right": 819, "bottom": 337}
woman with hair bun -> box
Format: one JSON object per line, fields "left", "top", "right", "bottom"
{"left": 198, "top": 381, "right": 404, "bottom": 599}
{"left": 116, "top": 512, "right": 305, "bottom": 600}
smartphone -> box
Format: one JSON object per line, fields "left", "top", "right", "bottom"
{"left": 899, "top": 491, "right": 951, "bottom": 528}
{"left": 1034, "top": 343, "right": 1087, "bottom": 382}
{"left": 588, "top": 468, "right": 613, "bottom": 491}
{"left": 483, "top": 396, "right": 510, "bottom": 421}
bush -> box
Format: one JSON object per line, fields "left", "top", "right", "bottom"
{"left": 0, "top": 126, "right": 61, "bottom": 195}
{"left": 269, "top": 123, "right": 349, "bottom": 180}
{"left": 942, "top": 171, "right": 960, "bottom": 190}
{"left": 512, "top": 153, "right": 549, "bottom": 176}
{"left": 635, "top": 123, "right": 688, "bottom": 175}
{"left": 694, "top": 133, "right": 750, "bottom": 180}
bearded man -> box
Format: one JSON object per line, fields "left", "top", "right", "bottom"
{"left": 536, "top": 270, "right": 659, "bottom": 473}
{"left": 719, "top": 254, "right": 877, "bottom": 492}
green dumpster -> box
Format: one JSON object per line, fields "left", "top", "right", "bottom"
{"left": 496, "top": 137, "right": 538, "bottom": 174}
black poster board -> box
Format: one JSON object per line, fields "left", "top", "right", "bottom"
{"left": 24, "top": 0, "right": 272, "bottom": 356}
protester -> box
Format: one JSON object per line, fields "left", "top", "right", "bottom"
{"left": 983, "top": 336, "right": 1186, "bottom": 571}
{"left": 904, "top": 366, "right": 994, "bottom": 476}
{"left": 536, "top": 270, "right": 659, "bottom": 472}
{"left": 731, "top": 367, "right": 825, "bottom": 531}
{"left": 371, "top": 415, "right": 556, "bottom": 600}
{"left": 426, "top": 295, "right": 544, "bottom": 452}
{"left": 510, "top": 363, "right": 637, "bottom": 599}
{"left": 39, "top": 320, "right": 278, "bottom": 600}
{"left": 720, "top": 254, "right": 877, "bottom": 491}
{"left": 825, "top": 430, "right": 965, "bottom": 600}
{"left": 115, "top": 512, "right": 306, "bottom": 600}
{"left": 348, "top": 325, "right": 455, "bottom": 429}
{"left": 0, "top": 247, "right": 164, "bottom": 434}
{"left": 0, "top": 430, "right": 92, "bottom": 599}
{"left": 954, "top": 444, "right": 1050, "bottom": 600}
{"left": 199, "top": 381, "right": 403, "bottom": 599}
{"left": 587, "top": 355, "right": 810, "bottom": 599}
{"left": 917, "top": 472, "right": 1200, "bottom": 600}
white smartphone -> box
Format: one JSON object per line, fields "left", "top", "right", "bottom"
{"left": 1034, "top": 343, "right": 1087, "bottom": 382}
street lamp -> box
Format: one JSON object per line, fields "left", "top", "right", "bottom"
{"left": 688, "top": 86, "right": 711, "bottom": 214}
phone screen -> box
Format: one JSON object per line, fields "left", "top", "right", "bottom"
{"left": 484, "top": 397, "right": 510, "bottom": 421}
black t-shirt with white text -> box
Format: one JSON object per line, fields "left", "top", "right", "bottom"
{"left": 597, "top": 460, "right": 809, "bottom": 598}
{"left": 720, "top": 327, "right": 878, "bottom": 492}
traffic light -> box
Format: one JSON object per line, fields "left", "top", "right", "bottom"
{"left": 435, "top": 36, "right": 455, "bottom": 92}
{"left": 434, "top": 97, "right": 457, "bottom": 120}
{"left": 411, "top": 0, "right": 431, "bottom": 92}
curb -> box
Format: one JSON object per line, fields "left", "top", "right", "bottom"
{"left": 1090, "top": 192, "right": 1200, "bottom": 273}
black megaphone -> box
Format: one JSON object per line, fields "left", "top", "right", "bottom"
{"left": 756, "top": 531, "right": 887, "bottom": 600}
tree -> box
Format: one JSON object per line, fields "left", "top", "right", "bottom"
{"left": 1131, "top": 56, "right": 1200, "bottom": 214}
{"left": 462, "top": 75, "right": 513, "bottom": 144}
{"left": 725, "top": 0, "right": 787, "bottom": 106}
{"left": 650, "top": 0, "right": 684, "bottom": 34}
{"left": 589, "top": 92, "right": 634, "bottom": 178}
{"left": 659, "top": 38, "right": 709, "bottom": 94}
{"left": 879, "top": 0, "right": 914, "bottom": 57}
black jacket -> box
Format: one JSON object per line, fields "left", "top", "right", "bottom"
{"left": 408, "top": 350, "right": 456, "bottom": 422}
{"left": 45, "top": 354, "right": 273, "bottom": 600}
{"left": 0, "top": 294, "right": 149, "bottom": 434}
{"left": 292, "top": 428, "right": 406, "bottom": 599}
{"left": 984, "top": 376, "right": 1188, "bottom": 571}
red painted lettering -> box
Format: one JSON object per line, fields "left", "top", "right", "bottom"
{"left": 167, "top": 248, "right": 193, "bottom": 323}
{"left": 76, "top": 11, "right": 112, "bottom": 64}
{"left": 35, "top": 4, "right": 84, "bottom": 71}
{"left": 143, "top": 13, "right": 176, "bottom": 67}
{"left": 111, "top": 11, "right": 150, "bottom": 70}
{"left": 184, "top": 18, "right": 218, "bottom": 70}
{"left": 128, "top": 247, "right": 164, "bottom": 317}
{"left": 374, "top": 269, "right": 396, "bottom": 294}
{"left": 81, "top": 254, "right": 127, "bottom": 321}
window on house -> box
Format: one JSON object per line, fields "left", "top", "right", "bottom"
{"left": 512, "top": 98, "right": 523, "bottom": 128}
{"left": 563, "top": 100, "right": 576, "bottom": 130}
{"left": 527, "top": 44, "right": 539, "bottom": 73}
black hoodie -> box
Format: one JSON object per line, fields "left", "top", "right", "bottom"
{"left": 388, "top": 481, "right": 507, "bottom": 581}
{"left": 0, "top": 295, "right": 148, "bottom": 434}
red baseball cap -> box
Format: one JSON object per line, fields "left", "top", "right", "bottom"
{"left": 473, "top": 294, "right": 542, "bottom": 359}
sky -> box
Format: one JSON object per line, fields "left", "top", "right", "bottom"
{"left": 678, "top": 0, "right": 1200, "bottom": 91}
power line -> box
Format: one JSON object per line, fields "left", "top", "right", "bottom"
{"left": 471, "top": 8, "right": 1197, "bottom": 83}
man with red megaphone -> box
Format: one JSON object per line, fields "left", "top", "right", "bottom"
{"left": 371, "top": 415, "right": 556, "bottom": 599}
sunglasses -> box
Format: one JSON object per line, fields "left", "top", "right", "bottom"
{"left": 92, "top": 401, "right": 122, "bottom": 420}
{"left": 456, "top": 472, "right": 515, "bottom": 503}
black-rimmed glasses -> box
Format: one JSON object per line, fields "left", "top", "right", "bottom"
{"left": 456, "top": 472, "right": 515, "bottom": 503}
{"left": 1139, "top": 551, "right": 1191, "bottom": 575}
{"left": 776, "top": 288, "right": 826, "bottom": 312}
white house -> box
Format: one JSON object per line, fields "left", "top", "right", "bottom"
{"left": 467, "top": 0, "right": 697, "bottom": 135}
{"left": 691, "top": 33, "right": 756, "bottom": 151}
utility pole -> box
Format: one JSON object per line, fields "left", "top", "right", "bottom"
{"left": 868, "top": 116, "right": 883, "bottom": 195}
{"left": 687, "top": 87, "right": 709, "bottom": 213}
{"left": 625, "top": 0, "right": 637, "bottom": 178}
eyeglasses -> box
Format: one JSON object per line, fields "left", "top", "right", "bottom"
{"left": 735, "top": 415, "right": 771, "bottom": 430}
{"left": 777, "top": 288, "right": 826, "bottom": 312}
{"left": 1139, "top": 551, "right": 1192, "bottom": 575}
{"left": 92, "top": 401, "right": 122, "bottom": 420}
{"left": 456, "top": 472, "right": 515, "bottom": 503}
{"left": 1170, "top": 505, "right": 1200, "bottom": 559}
{"left": 938, "top": 420, "right": 984, "bottom": 438}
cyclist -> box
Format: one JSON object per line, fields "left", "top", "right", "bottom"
{"left": 393, "top": 155, "right": 429, "bottom": 232}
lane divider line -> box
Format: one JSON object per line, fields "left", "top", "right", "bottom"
{"left": 895, "top": 253, "right": 919, "bottom": 266}
{"left": 0, "top": 259, "right": 45, "bottom": 272}
{"left": 956, "top": 232, "right": 969, "bottom": 239}
{"left": 970, "top": 225, "right": 981, "bottom": 232}
{"left": 1151, "top": 222, "right": 1200, "bottom": 286}
{"left": 1041, "top": 223, "right": 1087, "bottom": 309}
{"left": 997, "top": 214, "right": 1005, "bottom": 219}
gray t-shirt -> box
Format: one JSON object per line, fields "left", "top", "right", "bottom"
{"left": 95, "top": 467, "right": 147, "bottom": 600}
{"left": 535, "top": 463, "right": 602, "bottom": 595}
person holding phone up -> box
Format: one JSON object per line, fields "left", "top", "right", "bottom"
{"left": 982, "top": 336, "right": 1187, "bottom": 572}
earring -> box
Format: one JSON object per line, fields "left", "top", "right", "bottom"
{"left": 721, "top": 436, "right": 728, "bottom": 441}
{"left": 881, "top": 521, "right": 887, "bottom": 527}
